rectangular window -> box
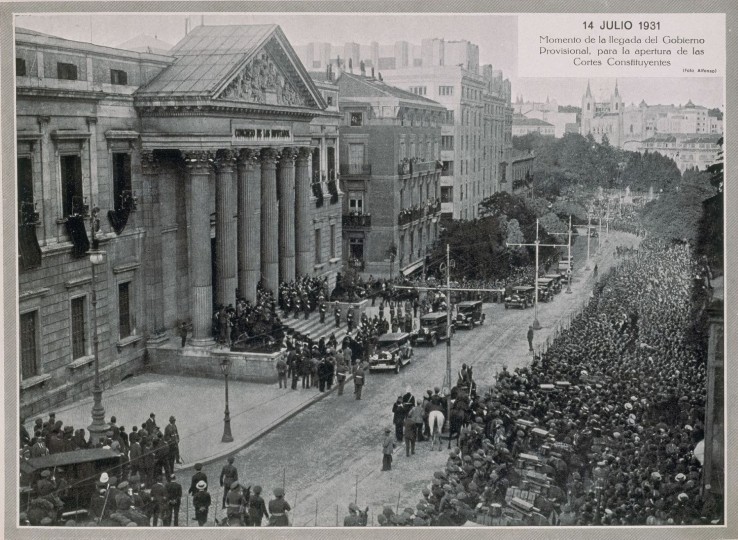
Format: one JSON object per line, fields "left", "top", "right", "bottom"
{"left": 112, "top": 153, "right": 132, "bottom": 211}
{"left": 441, "top": 136, "right": 454, "bottom": 150}
{"left": 57, "top": 62, "right": 78, "bottom": 81}
{"left": 71, "top": 296, "right": 87, "bottom": 360}
{"left": 446, "top": 110, "right": 455, "bottom": 124}
{"left": 330, "top": 224, "right": 336, "bottom": 259}
{"left": 118, "top": 282, "right": 131, "bottom": 339}
{"left": 16, "top": 58, "right": 26, "bottom": 77}
{"left": 348, "top": 191, "right": 364, "bottom": 214}
{"left": 60, "top": 154, "right": 83, "bottom": 217}
{"left": 110, "top": 69, "right": 128, "bottom": 85}
{"left": 315, "top": 229, "right": 322, "bottom": 263}
{"left": 441, "top": 161, "right": 454, "bottom": 176}
{"left": 350, "top": 112, "right": 363, "bottom": 126}
{"left": 438, "top": 85, "right": 454, "bottom": 96}
{"left": 20, "top": 311, "right": 38, "bottom": 380}
{"left": 441, "top": 186, "right": 453, "bottom": 203}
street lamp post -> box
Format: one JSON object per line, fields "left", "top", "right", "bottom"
{"left": 585, "top": 212, "right": 592, "bottom": 271}
{"left": 87, "top": 249, "right": 108, "bottom": 444}
{"left": 220, "top": 357, "right": 234, "bottom": 443}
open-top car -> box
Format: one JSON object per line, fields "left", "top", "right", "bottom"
{"left": 455, "top": 300, "right": 486, "bottom": 329}
{"left": 413, "top": 311, "right": 454, "bottom": 347}
{"left": 505, "top": 286, "right": 535, "bottom": 309}
{"left": 368, "top": 332, "right": 414, "bottom": 373}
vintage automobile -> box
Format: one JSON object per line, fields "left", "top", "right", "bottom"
{"left": 368, "top": 332, "right": 414, "bottom": 373}
{"left": 558, "top": 255, "right": 574, "bottom": 274}
{"left": 536, "top": 278, "right": 555, "bottom": 302}
{"left": 504, "top": 286, "right": 535, "bottom": 309}
{"left": 20, "top": 448, "right": 124, "bottom": 516}
{"left": 543, "top": 274, "right": 563, "bottom": 294}
{"left": 413, "top": 311, "right": 454, "bottom": 347}
{"left": 455, "top": 300, "right": 486, "bottom": 329}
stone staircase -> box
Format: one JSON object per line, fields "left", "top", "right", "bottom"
{"left": 281, "top": 311, "right": 352, "bottom": 343}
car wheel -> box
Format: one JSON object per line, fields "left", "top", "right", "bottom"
{"left": 431, "top": 335, "right": 438, "bottom": 347}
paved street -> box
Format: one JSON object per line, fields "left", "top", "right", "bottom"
{"left": 177, "top": 230, "right": 640, "bottom": 527}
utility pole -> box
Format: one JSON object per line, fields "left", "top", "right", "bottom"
{"left": 445, "top": 244, "right": 451, "bottom": 424}
{"left": 507, "top": 218, "right": 568, "bottom": 330}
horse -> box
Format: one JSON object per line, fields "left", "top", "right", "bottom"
{"left": 447, "top": 405, "right": 465, "bottom": 449}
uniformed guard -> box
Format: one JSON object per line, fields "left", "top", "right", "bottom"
{"left": 319, "top": 301, "right": 327, "bottom": 324}
{"left": 335, "top": 357, "right": 348, "bottom": 396}
{"left": 225, "top": 481, "right": 247, "bottom": 526}
{"left": 353, "top": 363, "right": 365, "bottom": 400}
{"left": 248, "top": 485, "right": 269, "bottom": 526}
{"left": 343, "top": 502, "right": 369, "bottom": 526}
{"left": 334, "top": 303, "right": 342, "bottom": 328}
{"left": 267, "top": 487, "right": 291, "bottom": 526}
{"left": 346, "top": 309, "right": 355, "bottom": 333}
{"left": 293, "top": 297, "right": 301, "bottom": 319}
{"left": 219, "top": 457, "right": 239, "bottom": 509}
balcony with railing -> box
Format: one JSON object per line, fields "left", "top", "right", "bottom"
{"left": 340, "top": 163, "right": 372, "bottom": 176}
{"left": 343, "top": 213, "right": 372, "bottom": 228}
{"left": 398, "top": 205, "right": 424, "bottom": 226}
{"left": 397, "top": 158, "right": 442, "bottom": 176}
{"left": 426, "top": 198, "right": 442, "bottom": 215}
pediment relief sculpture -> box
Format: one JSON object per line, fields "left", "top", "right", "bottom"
{"left": 219, "top": 51, "right": 307, "bottom": 107}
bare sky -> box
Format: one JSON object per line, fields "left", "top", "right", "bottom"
{"left": 15, "top": 13, "right": 723, "bottom": 109}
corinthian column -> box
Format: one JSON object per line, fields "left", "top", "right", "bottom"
{"left": 140, "top": 150, "right": 165, "bottom": 342}
{"left": 295, "top": 146, "right": 312, "bottom": 276}
{"left": 278, "top": 147, "right": 297, "bottom": 282}
{"left": 260, "top": 148, "right": 280, "bottom": 293}
{"left": 184, "top": 150, "right": 215, "bottom": 345}
{"left": 237, "top": 148, "right": 260, "bottom": 303}
{"left": 215, "top": 149, "right": 237, "bottom": 308}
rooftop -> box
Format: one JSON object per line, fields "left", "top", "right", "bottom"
{"left": 337, "top": 71, "right": 445, "bottom": 109}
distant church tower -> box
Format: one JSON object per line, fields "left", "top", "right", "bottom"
{"left": 581, "top": 80, "right": 595, "bottom": 136}
{"left": 609, "top": 80, "right": 624, "bottom": 146}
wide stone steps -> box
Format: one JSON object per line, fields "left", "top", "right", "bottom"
{"left": 281, "top": 311, "right": 351, "bottom": 343}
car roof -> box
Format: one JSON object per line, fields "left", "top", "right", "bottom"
{"left": 25, "top": 448, "right": 122, "bottom": 471}
{"left": 421, "top": 311, "right": 447, "bottom": 319}
{"left": 537, "top": 278, "right": 553, "bottom": 283}
{"left": 378, "top": 332, "right": 410, "bottom": 341}
{"left": 513, "top": 286, "right": 534, "bottom": 291}
{"left": 544, "top": 274, "right": 561, "bottom": 278}
{"left": 457, "top": 300, "right": 482, "bottom": 307}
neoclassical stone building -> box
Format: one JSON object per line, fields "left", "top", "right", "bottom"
{"left": 16, "top": 24, "right": 342, "bottom": 416}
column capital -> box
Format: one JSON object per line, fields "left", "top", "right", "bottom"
{"left": 215, "top": 149, "right": 238, "bottom": 172}
{"left": 297, "top": 146, "right": 312, "bottom": 162}
{"left": 280, "top": 147, "right": 298, "bottom": 164}
{"left": 260, "top": 147, "right": 280, "bottom": 165}
{"left": 140, "top": 150, "right": 160, "bottom": 176}
{"left": 184, "top": 150, "right": 214, "bottom": 174}
{"left": 238, "top": 148, "right": 260, "bottom": 167}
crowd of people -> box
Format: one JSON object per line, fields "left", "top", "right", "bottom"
{"left": 375, "top": 238, "right": 721, "bottom": 526}
{"left": 210, "top": 287, "right": 284, "bottom": 351}
{"left": 20, "top": 411, "right": 183, "bottom": 526}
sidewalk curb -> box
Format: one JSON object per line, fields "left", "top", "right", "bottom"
{"left": 175, "top": 374, "right": 355, "bottom": 471}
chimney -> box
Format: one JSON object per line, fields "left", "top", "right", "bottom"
{"left": 371, "top": 66, "right": 375, "bottom": 79}
{"left": 349, "top": 58, "right": 353, "bottom": 73}
{"left": 378, "top": 72, "right": 383, "bottom": 82}
{"left": 360, "top": 60, "right": 365, "bottom": 77}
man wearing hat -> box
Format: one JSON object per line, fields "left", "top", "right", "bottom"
{"left": 145, "top": 413, "right": 158, "bottom": 436}
{"left": 335, "top": 357, "right": 348, "bottom": 396}
{"left": 164, "top": 474, "right": 182, "bottom": 526}
{"left": 149, "top": 475, "right": 167, "bottom": 526}
{"left": 225, "top": 481, "right": 247, "bottom": 525}
{"left": 164, "top": 416, "right": 181, "bottom": 466}
{"left": 343, "top": 502, "right": 368, "bottom": 526}
{"left": 193, "top": 480, "right": 211, "bottom": 526}
{"left": 248, "top": 485, "right": 269, "bottom": 526}
{"left": 382, "top": 427, "right": 395, "bottom": 471}
{"left": 219, "top": 457, "right": 239, "bottom": 509}
{"left": 189, "top": 463, "right": 208, "bottom": 497}
{"left": 353, "top": 362, "right": 365, "bottom": 400}
{"left": 268, "top": 487, "right": 291, "bottom": 526}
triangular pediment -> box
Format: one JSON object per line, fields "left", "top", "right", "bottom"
{"left": 215, "top": 33, "right": 324, "bottom": 110}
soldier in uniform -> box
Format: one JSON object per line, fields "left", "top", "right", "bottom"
{"left": 346, "top": 309, "right": 355, "bottom": 333}
{"left": 219, "top": 457, "right": 239, "bottom": 509}
{"left": 334, "top": 303, "right": 341, "bottom": 328}
{"left": 224, "top": 481, "right": 247, "bottom": 526}
{"left": 248, "top": 485, "right": 269, "bottom": 526}
{"left": 335, "top": 357, "right": 348, "bottom": 396}
{"left": 267, "top": 487, "right": 291, "bottom": 526}
{"left": 343, "top": 503, "right": 369, "bottom": 526}
{"left": 293, "top": 297, "right": 301, "bottom": 319}
{"left": 303, "top": 299, "right": 310, "bottom": 320}
{"left": 319, "top": 300, "right": 327, "bottom": 323}
{"left": 353, "top": 363, "right": 365, "bottom": 400}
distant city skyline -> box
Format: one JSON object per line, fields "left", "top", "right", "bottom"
{"left": 15, "top": 13, "right": 724, "bottom": 109}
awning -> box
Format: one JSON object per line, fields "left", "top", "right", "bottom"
{"left": 401, "top": 259, "right": 424, "bottom": 276}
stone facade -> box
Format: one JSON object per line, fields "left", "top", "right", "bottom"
{"left": 16, "top": 25, "right": 343, "bottom": 416}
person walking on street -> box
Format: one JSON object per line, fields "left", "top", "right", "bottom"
{"left": 164, "top": 474, "right": 182, "bottom": 526}
{"left": 248, "top": 485, "right": 269, "bottom": 526}
{"left": 219, "top": 457, "right": 239, "bottom": 509}
{"left": 267, "top": 487, "right": 291, "bottom": 526}
{"left": 392, "top": 396, "right": 407, "bottom": 443}
{"left": 382, "top": 427, "right": 395, "bottom": 471}
{"left": 193, "top": 481, "right": 211, "bottom": 526}
{"left": 353, "top": 363, "right": 365, "bottom": 400}
{"left": 403, "top": 414, "right": 416, "bottom": 456}
{"left": 527, "top": 325, "right": 534, "bottom": 352}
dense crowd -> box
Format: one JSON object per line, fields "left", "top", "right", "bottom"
{"left": 20, "top": 411, "right": 183, "bottom": 526}
{"left": 278, "top": 275, "right": 330, "bottom": 319}
{"left": 375, "top": 239, "right": 721, "bottom": 526}
{"left": 211, "top": 287, "right": 284, "bottom": 351}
